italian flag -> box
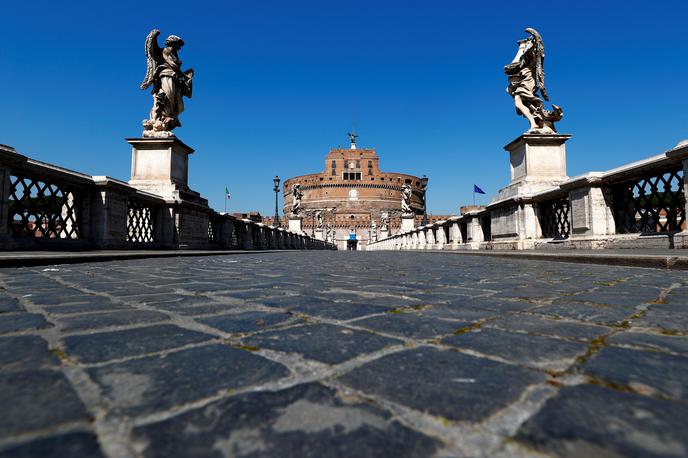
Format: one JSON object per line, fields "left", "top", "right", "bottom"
{"left": 225, "top": 187, "right": 231, "bottom": 199}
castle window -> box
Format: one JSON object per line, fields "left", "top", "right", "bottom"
{"left": 356, "top": 160, "right": 360, "bottom": 169}
{"left": 331, "top": 168, "right": 336, "bottom": 176}
{"left": 332, "top": 160, "right": 336, "bottom": 169}
{"left": 368, "top": 160, "right": 372, "bottom": 167}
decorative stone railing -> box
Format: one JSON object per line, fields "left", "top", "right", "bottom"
{"left": 368, "top": 142, "right": 688, "bottom": 251}
{"left": 0, "top": 144, "right": 335, "bottom": 251}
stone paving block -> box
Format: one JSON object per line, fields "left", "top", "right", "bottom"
{"left": 0, "top": 432, "right": 104, "bottom": 458}
{"left": 0, "top": 335, "right": 58, "bottom": 369}
{"left": 43, "top": 301, "right": 134, "bottom": 315}
{"left": 339, "top": 347, "right": 546, "bottom": 422}
{"left": 0, "top": 370, "right": 91, "bottom": 439}
{"left": 351, "top": 314, "right": 469, "bottom": 340}
{"left": 445, "top": 295, "right": 538, "bottom": 312}
{"left": 632, "top": 310, "right": 688, "bottom": 334}
{"left": 515, "top": 384, "right": 688, "bottom": 458}
{"left": 565, "top": 286, "right": 662, "bottom": 307}
{"left": 422, "top": 304, "right": 498, "bottom": 322}
{"left": 442, "top": 328, "right": 587, "bottom": 370}
{"left": 290, "top": 302, "right": 389, "bottom": 320}
{"left": 609, "top": 331, "right": 688, "bottom": 355}
{"left": 88, "top": 344, "right": 289, "bottom": 416}
{"left": 125, "top": 293, "right": 221, "bottom": 308}
{"left": 63, "top": 324, "right": 216, "bottom": 363}
{"left": 132, "top": 382, "right": 440, "bottom": 458}
{"left": 58, "top": 310, "right": 169, "bottom": 332}
{"left": 197, "top": 311, "right": 296, "bottom": 334}
{"left": 664, "top": 287, "right": 688, "bottom": 306}
{"left": 0, "top": 295, "right": 23, "bottom": 313}
{"left": 485, "top": 314, "right": 611, "bottom": 342}
{"left": 583, "top": 346, "right": 688, "bottom": 400}
{"left": 0, "top": 313, "right": 52, "bottom": 334}
{"left": 243, "top": 324, "right": 402, "bottom": 365}
{"left": 535, "top": 302, "right": 633, "bottom": 326}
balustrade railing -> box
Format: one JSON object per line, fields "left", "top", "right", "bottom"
{"left": 9, "top": 172, "right": 83, "bottom": 240}
{"left": 126, "top": 199, "right": 156, "bottom": 243}
{"left": 539, "top": 196, "right": 571, "bottom": 239}
{"left": 0, "top": 145, "right": 335, "bottom": 251}
{"left": 612, "top": 169, "right": 685, "bottom": 234}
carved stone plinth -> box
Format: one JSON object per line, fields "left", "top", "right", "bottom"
{"left": 400, "top": 214, "right": 415, "bottom": 232}
{"left": 128, "top": 137, "right": 206, "bottom": 206}
{"left": 288, "top": 216, "right": 303, "bottom": 234}
{"left": 380, "top": 228, "right": 389, "bottom": 240}
{"left": 315, "top": 229, "right": 324, "bottom": 241}
{"left": 495, "top": 133, "right": 571, "bottom": 200}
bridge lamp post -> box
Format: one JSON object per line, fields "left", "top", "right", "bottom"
{"left": 420, "top": 175, "right": 429, "bottom": 226}
{"left": 273, "top": 175, "right": 281, "bottom": 228}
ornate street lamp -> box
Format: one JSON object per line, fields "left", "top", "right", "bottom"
{"left": 420, "top": 175, "right": 429, "bottom": 226}
{"left": 273, "top": 175, "right": 281, "bottom": 228}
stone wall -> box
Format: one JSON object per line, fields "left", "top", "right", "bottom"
{"left": 369, "top": 141, "right": 688, "bottom": 251}
{"left": 0, "top": 145, "right": 335, "bottom": 251}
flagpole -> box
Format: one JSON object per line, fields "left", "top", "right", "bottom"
{"left": 224, "top": 187, "right": 227, "bottom": 213}
{"left": 473, "top": 190, "right": 475, "bottom": 206}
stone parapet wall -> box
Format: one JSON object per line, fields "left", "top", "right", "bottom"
{"left": 368, "top": 142, "right": 688, "bottom": 252}
{"left": 0, "top": 145, "right": 335, "bottom": 251}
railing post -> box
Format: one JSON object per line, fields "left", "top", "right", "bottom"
{"left": 425, "top": 226, "right": 435, "bottom": 249}
{"left": 467, "top": 215, "right": 484, "bottom": 245}
{"left": 436, "top": 223, "right": 446, "bottom": 249}
{"left": 564, "top": 175, "right": 615, "bottom": 239}
{"left": 0, "top": 146, "right": 28, "bottom": 240}
{"left": 90, "top": 178, "right": 129, "bottom": 249}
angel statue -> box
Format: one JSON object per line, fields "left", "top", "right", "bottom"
{"left": 370, "top": 219, "right": 378, "bottom": 242}
{"left": 316, "top": 211, "right": 323, "bottom": 229}
{"left": 380, "top": 212, "right": 389, "bottom": 230}
{"left": 140, "top": 29, "right": 195, "bottom": 137}
{"left": 291, "top": 184, "right": 303, "bottom": 216}
{"left": 504, "top": 28, "right": 563, "bottom": 134}
{"left": 401, "top": 185, "right": 413, "bottom": 215}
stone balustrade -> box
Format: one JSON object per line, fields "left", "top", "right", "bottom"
{"left": 0, "top": 144, "right": 335, "bottom": 251}
{"left": 368, "top": 142, "right": 688, "bottom": 251}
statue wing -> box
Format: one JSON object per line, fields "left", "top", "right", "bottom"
{"left": 525, "top": 28, "right": 549, "bottom": 101}
{"left": 140, "top": 29, "right": 163, "bottom": 90}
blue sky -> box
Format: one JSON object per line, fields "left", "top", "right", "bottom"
{"left": 2, "top": 0, "right": 686, "bottom": 215}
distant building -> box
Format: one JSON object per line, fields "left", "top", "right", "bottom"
{"left": 266, "top": 136, "right": 452, "bottom": 250}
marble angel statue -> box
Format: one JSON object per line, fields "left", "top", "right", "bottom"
{"left": 401, "top": 185, "right": 413, "bottom": 215}
{"left": 504, "top": 28, "right": 562, "bottom": 133}
{"left": 291, "top": 184, "right": 303, "bottom": 216}
{"left": 140, "top": 29, "right": 194, "bottom": 137}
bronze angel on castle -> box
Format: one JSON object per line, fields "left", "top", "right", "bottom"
{"left": 140, "top": 29, "right": 194, "bottom": 137}
{"left": 504, "top": 28, "right": 562, "bottom": 134}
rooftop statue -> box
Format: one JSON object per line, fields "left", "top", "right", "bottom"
{"left": 401, "top": 185, "right": 413, "bottom": 215}
{"left": 291, "top": 184, "right": 303, "bottom": 216}
{"left": 140, "top": 29, "right": 194, "bottom": 138}
{"left": 504, "top": 28, "right": 562, "bottom": 134}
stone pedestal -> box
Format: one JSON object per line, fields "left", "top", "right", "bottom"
{"left": 288, "top": 216, "right": 303, "bottom": 234}
{"left": 127, "top": 137, "right": 208, "bottom": 206}
{"left": 400, "top": 214, "right": 415, "bottom": 233}
{"left": 495, "top": 133, "right": 571, "bottom": 200}
{"left": 315, "top": 228, "right": 324, "bottom": 241}
{"left": 127, "top": 137, "right": 210, "bottom": 249}
{"left": 380, "top": 228, "right": 389, "bottom": 240}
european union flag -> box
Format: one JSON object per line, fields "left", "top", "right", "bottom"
{"left": 473, "top": 185, "right": 486, "bottom": 194}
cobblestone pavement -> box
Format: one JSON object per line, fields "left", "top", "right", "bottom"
{"left": 1, "top": 252, "right": 687, "bottom": 457}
